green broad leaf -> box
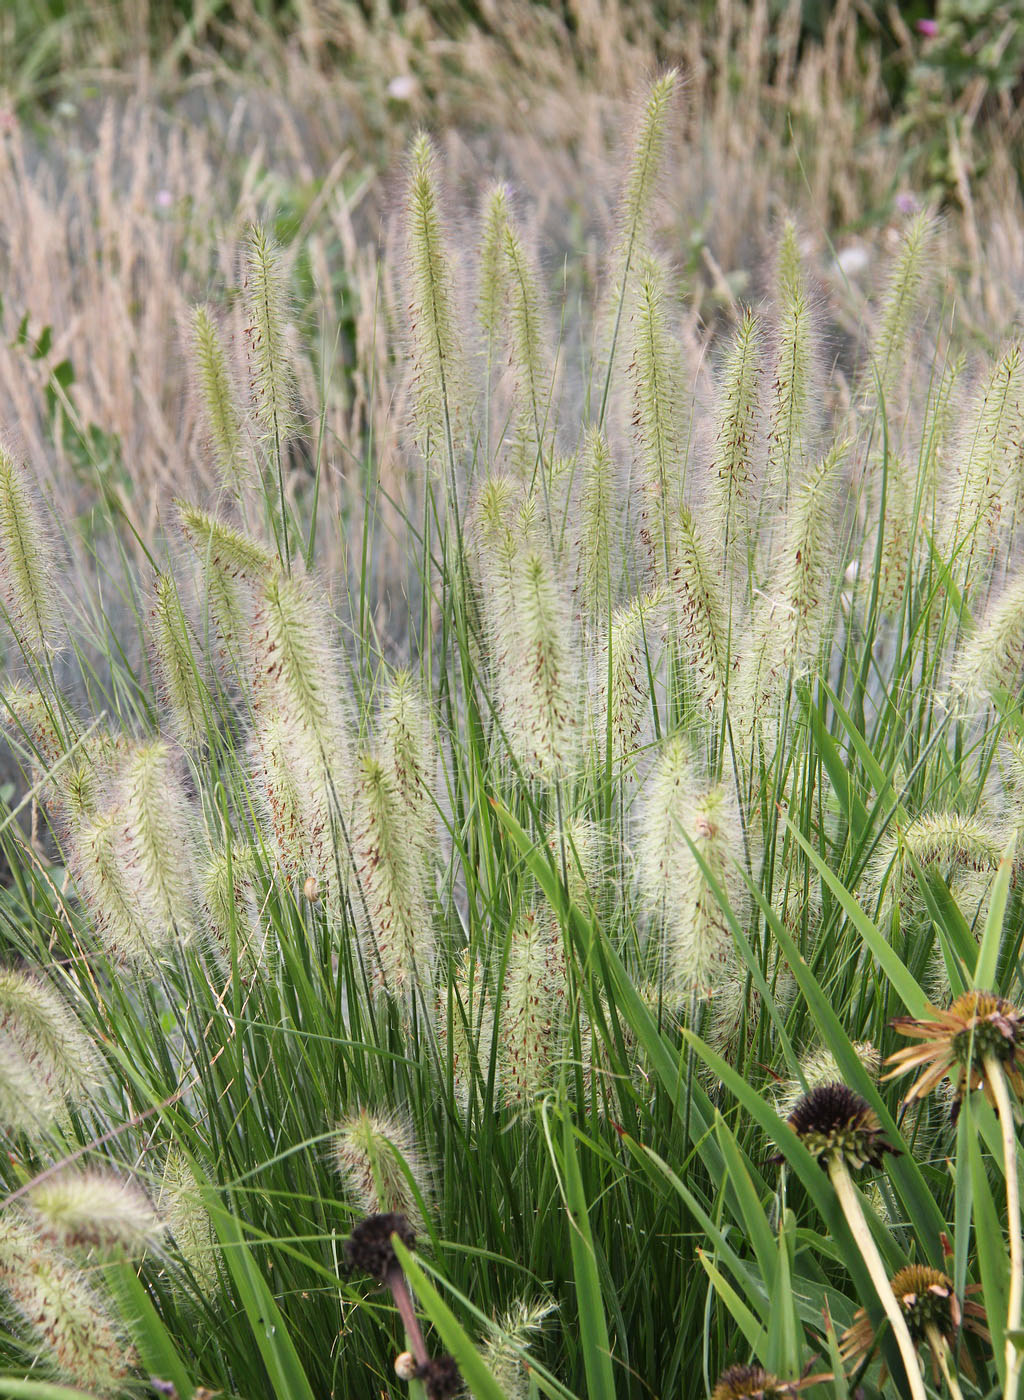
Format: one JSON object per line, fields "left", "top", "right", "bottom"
{"left": 204, "top": 1194, "right": 318, "bottom": 1400}
{"left": 974, "top": 834, "right": 1015, "bottom": 990}
{"left": 766, "top": 1207, "right": 802, "bottom": 1378}
{"left": 782, "top": 817, "right": 928, "bottom": 1019}
{"left": 391, "top": 1238, "right": 508, "bottom": 1400}
{"left": 714, "top": 1114, "right": 777, "bottom": 1295}
{"left": 103, "top": 1258, "right": 195, "bottom": 1400}
{"left": 698, "top": 1251, "right": 766, "bottom": 1354}
{"left": 547, "top": 1106, "right": 617, "bottom": 1400}
{"left": 964, "top": 1097, "right": 1007, "bottom": 1384}
{"left": 759, "top": 871, "right": 947, "bottom": 1265}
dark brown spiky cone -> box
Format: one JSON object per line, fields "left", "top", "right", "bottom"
{"left": 780, "top": 1083, "right": 897, "bottom": 1170}
{"left": 344, "top": 1212, "right": 416, "bottom": 1281}
{"left": 416, "top": 1353, "right": 463, "bottom": 1399}
{"left": 710, "top": 1364, "right": 791, "bottom": 1400}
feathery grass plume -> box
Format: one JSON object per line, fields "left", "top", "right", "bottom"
{"left": 191, "top": 303, "right": 250, "bottom": 494}
{"left": 477, "top": 182, "right": 510, "bottom": 345}
{"left": 595, "top": 590, "right": 661, "bottom": 772}
{"left": 118, "top": 740, "right": 200, "bottom": 945}
{"left": 2, "top": 681, "right": 65, "bottom": 768}
{"left": 0, "top": 1213, "right": 130, "bottom": 1395}
{"left": 498, "top": 906, "right": 568, "bottom": 1108}
{"left": 548, "top": 815, "right": 605, "bottom": 911}
{"left": 709, "top": 308, "right": 763, "bottom": 561}
{"left": 149, "top": 571, "right": 206, "bottom": 747}
{"left": 28, "top": 1169, "right": 163, "bottom": 1256}
{"left": 500, "top": 548, "right": 578, "bottom": 781}
{"left": 0, "top": 443, "right": 58, "bottom": 651}
{"left": 871, "top": 451, "right": 917, "bottom": 617}
{"left": 378, "top": 667, "right": 436, "bottom": 862}
{"left": 706, "top": 967, "right": 796, "bottom": 1071}
{"left": 479, "top": 1298, "right": 556, "bottom": 1400}
{"left": 404, "top": 132, "right": 464, "bottom": 484}
{"left": 352, "top": 751, "right": 434, "bottom": 1000}
{"left": 440, "top": 951, "right": 494, "bottom": 1109}
{"left": 668, "top": 503, "right": 730, "bottom": 715}
{"left": 335, "top": 1109, "right": 427, "bottom": 1226}
{"left": 503, "top": 220, "right": 554, "bottom": 469}
{"left": 942, "top": 343, "right": 1024, "bottom": 590}
{"left": 0, "top": 968, "right": 99, "bottom": 1109}
{"left": 766, "top": 222, "right": 815, "bottom": 500}
{"left": 630, "top": 255, "right": 686, "bottom": 582}
{"left": 951, "top": 566, "right": 1024, "bottom": 708}
{"left": 178, "top": 500, "right": 274, "bottom": 661}
{"left": 73, "top": 808, "right": 167, "bottom": 965}
{"left": 202, "top": 843, "right": 270, "bottom": 974}
{"left": 639, "top": 747, "right": 743, "bottom": 1008}
{"left": 736, "top": 442, "right": 844, "bottom": 736}
{"left": 868, "top": 210, "right": 934, "bottom": 408}
{"left": 919, "top": 349, "right": 964, "bottom": 515}
{"left": 868, "top": 810, "right": 1008, "bottom": 922}
{"left": 599, "top": 69, "right": 678, "bottom": 419}
{"left": 0, "top": 1037, "right": 57, "bottom": 1137}
{"left": 774, "top": 1040, "right": 881, "bottom": 1117}
{"left": 160, "top": 1150, "right": 219, "bottom": 1296}
{"left": 244, "top": 224, "right": 297, "bottom": 453}
{"left": 577, "top": 426, "right": 617, "bottom": 622}
{"left": 250, "top": 571, "right": 355, "bottom": 896}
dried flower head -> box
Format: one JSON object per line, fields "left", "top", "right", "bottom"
{"left": 416, "top": 1353, "right": 462, "bottom": 1400}
{"left": 783, "top": 1083, "right": 897, "bottom": 1170}
{"left": 841, "top": 1264, "right": 987, "bottom": 1370}
{"left": 711, "top": 1364, "right": 791, "bottom": 1400}
{"left": 344, "top": 1212, "right": 416, "bottom": 1282}
{"left": 887, "top": 990, "right": 1024, "bottom": 1115}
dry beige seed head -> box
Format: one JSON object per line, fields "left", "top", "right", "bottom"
{"left": 334, "top": 1109, "right": 427, "bottom": 1227}
{"left": 29, "top": 1169, "right": 163, "bottom": 1256}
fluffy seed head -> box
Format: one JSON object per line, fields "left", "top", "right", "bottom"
{"left": 149, "top": 572, "right": 206, "bottom": 747}
{"left": 0, "top": 1213, "right": 129, "bottom": 1395}
{"left": 477, "top": 182, "right": 511, "bottom": 344}
{"left": 117, "top": 740, "right": 200, "bottom": 945}
{"left": 0, "top": 968, "right": 99, "bottom": 1109}
{"left": 774, "top": 1041, "right": 880, "bottom": 1117}
{"left": 480, "top": 1297, "right": 556, "bottom": 1400}
{"left": 668, "top": 504, "right": 729, "bottom": 714}
{"left": 335, "top": 1109, "right": 427, "bottom": 1227}
{"left": 503, "top": 221, "right": 553, "bottom": 466}
{"left": 202, "top": 843, "right": 270, "bottom": 974}
{"left": 710, "top": 308, "right": 763, "bottom": 556}
{"left": 2, "top": 682, "right": 65, "bottom": 768}
{"left": 0, "top": 1036, "right": 58, "bottom": 1137}
{"left": 73, "top": 807, "right": 163, "bottom": 965}
{"left": 595, "top": 590, "right": 661, "bottom": 771}
{"left": 0, "top": 444, "right": 58, "bottom": 651}
{"left": 498, "top": 907, "right": 568, "bottom": 1108}
{"left": 378, "top": 668, "right": 436, "bottom": 861}
{"left": 766, "top": 223, "right": 816, "bottom": 496}
{"left": 160, "top": 1150, "right": 220, "bottom": 1296}
{"left": 630, "top": 255, "right": 685, "bottom": 581}
{"left": 244, "top": 224, "right": 297, "bottom": 449}
{"left": 28, "top": 1169, "right": 163, "bottom": 1256}
{"left": 868, "top": 211, "right": 934, "bottom": 407}
{"left": 613, "top": 70, "right": 677, "bottom": 275}
{"left": 951, "top": 566, "right": 1024, "bottom": 707}
{"left": 577, "top": 426, "right": 618, "bottom": 621}
{"left": 191, "top": 303, "right": 250, "bottom": 493}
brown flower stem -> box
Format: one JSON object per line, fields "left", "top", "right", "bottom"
{"left": 985, "top": 1055, "right": 1023, "bottom": 1400}
{"left": 385, "top": 1266, "right": 429, "bottom": 1369}
{"left": 828, "top": 1155, "right": 927, "bottom": 1400}
{"left": 926, "top": 1324, "right": 965, "bottom": 1400}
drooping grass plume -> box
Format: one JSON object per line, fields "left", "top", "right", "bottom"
{"left": 191, "top": 303, "right": 250, "bottom": 495}
{"left": 117, "top": 740, "right": 200, "bottom": 946}
{"left": 378, "top": 667, "right": 436, "bottom": 863}
{"left": 637, "top": 738, "right": 742, "bottom": 1007}
{"left": 351, "top": 751, "right": 434, "bottom": 1000}
{"left": 160, "top": 1150, "right": 220, "bottom": 1296}
{"left": 0, "top": 968, "right": 99, "bottom": 1110}
{"left": 497, "top": 906, "right": 568, "bottom": 1108}
{"left": 766, "top": 223, "right": 816, "bottom": 500}
{"left": 867, "top": 809, "right": 1008, "bottom": 922}
{"left": 72, "top": 807, "right": 169, "bottom": 966}
{"left": 202, "top": 842, "right": 270, "bottom": 974}
{"left": 28, "top": 1169, "right": 163, "bottom": 1256}
{"left": 503, "top": 220, "right": 554, "bottom": 469}
{"left": 0, "top": 1038, "right": 58, "bottom": 1138}
{"left": 668, "top": 503, "right": 729, "bottom": 715}
{"left": 335, "top": 1109, "right": 427, "bottom": 1226}
{"left": 2, "top": 681, "right": 66, "bottom": 768}
{"left": 942, "top": 343, "right": 1024, "bottom": 591}
{"left": 867, "top": 209, "right": 935, "bottom": 408}
{"left": 149, "top": 571, "right": 206, "bottom": 747}
{"left": 577, "top": 426, "right": 618, "bottom": 622}
{"left": 0, "top": 443, "right": 59, "bottom": 652}
{"left": 599, "top": 69, "right": 678, "bottom": 422}
{"left": 595, "top": 590, "right": 661, "bottom": 772}
{"left": 479, "top": 1298, "right": 556, "bottom": 1400}
{"left": 477, "top": 182, "right": 511, "bottom": 346}
{"left": 0, "top": 1213, "right": 130, "bottom": 1395}
{"left": 404, "top": 132, "right": 464, "bottom": 487}
{"left": 178, "top": 500, "right": 274, "bottom": 661}
{"left": 951, "top": 565, "right": 1024, "bottom": 707}
{"left": 709, "top": 307, "right": 763, "bottom": 563}
{"left": 630, "top": 255, "right": 686, "bottom": 582}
